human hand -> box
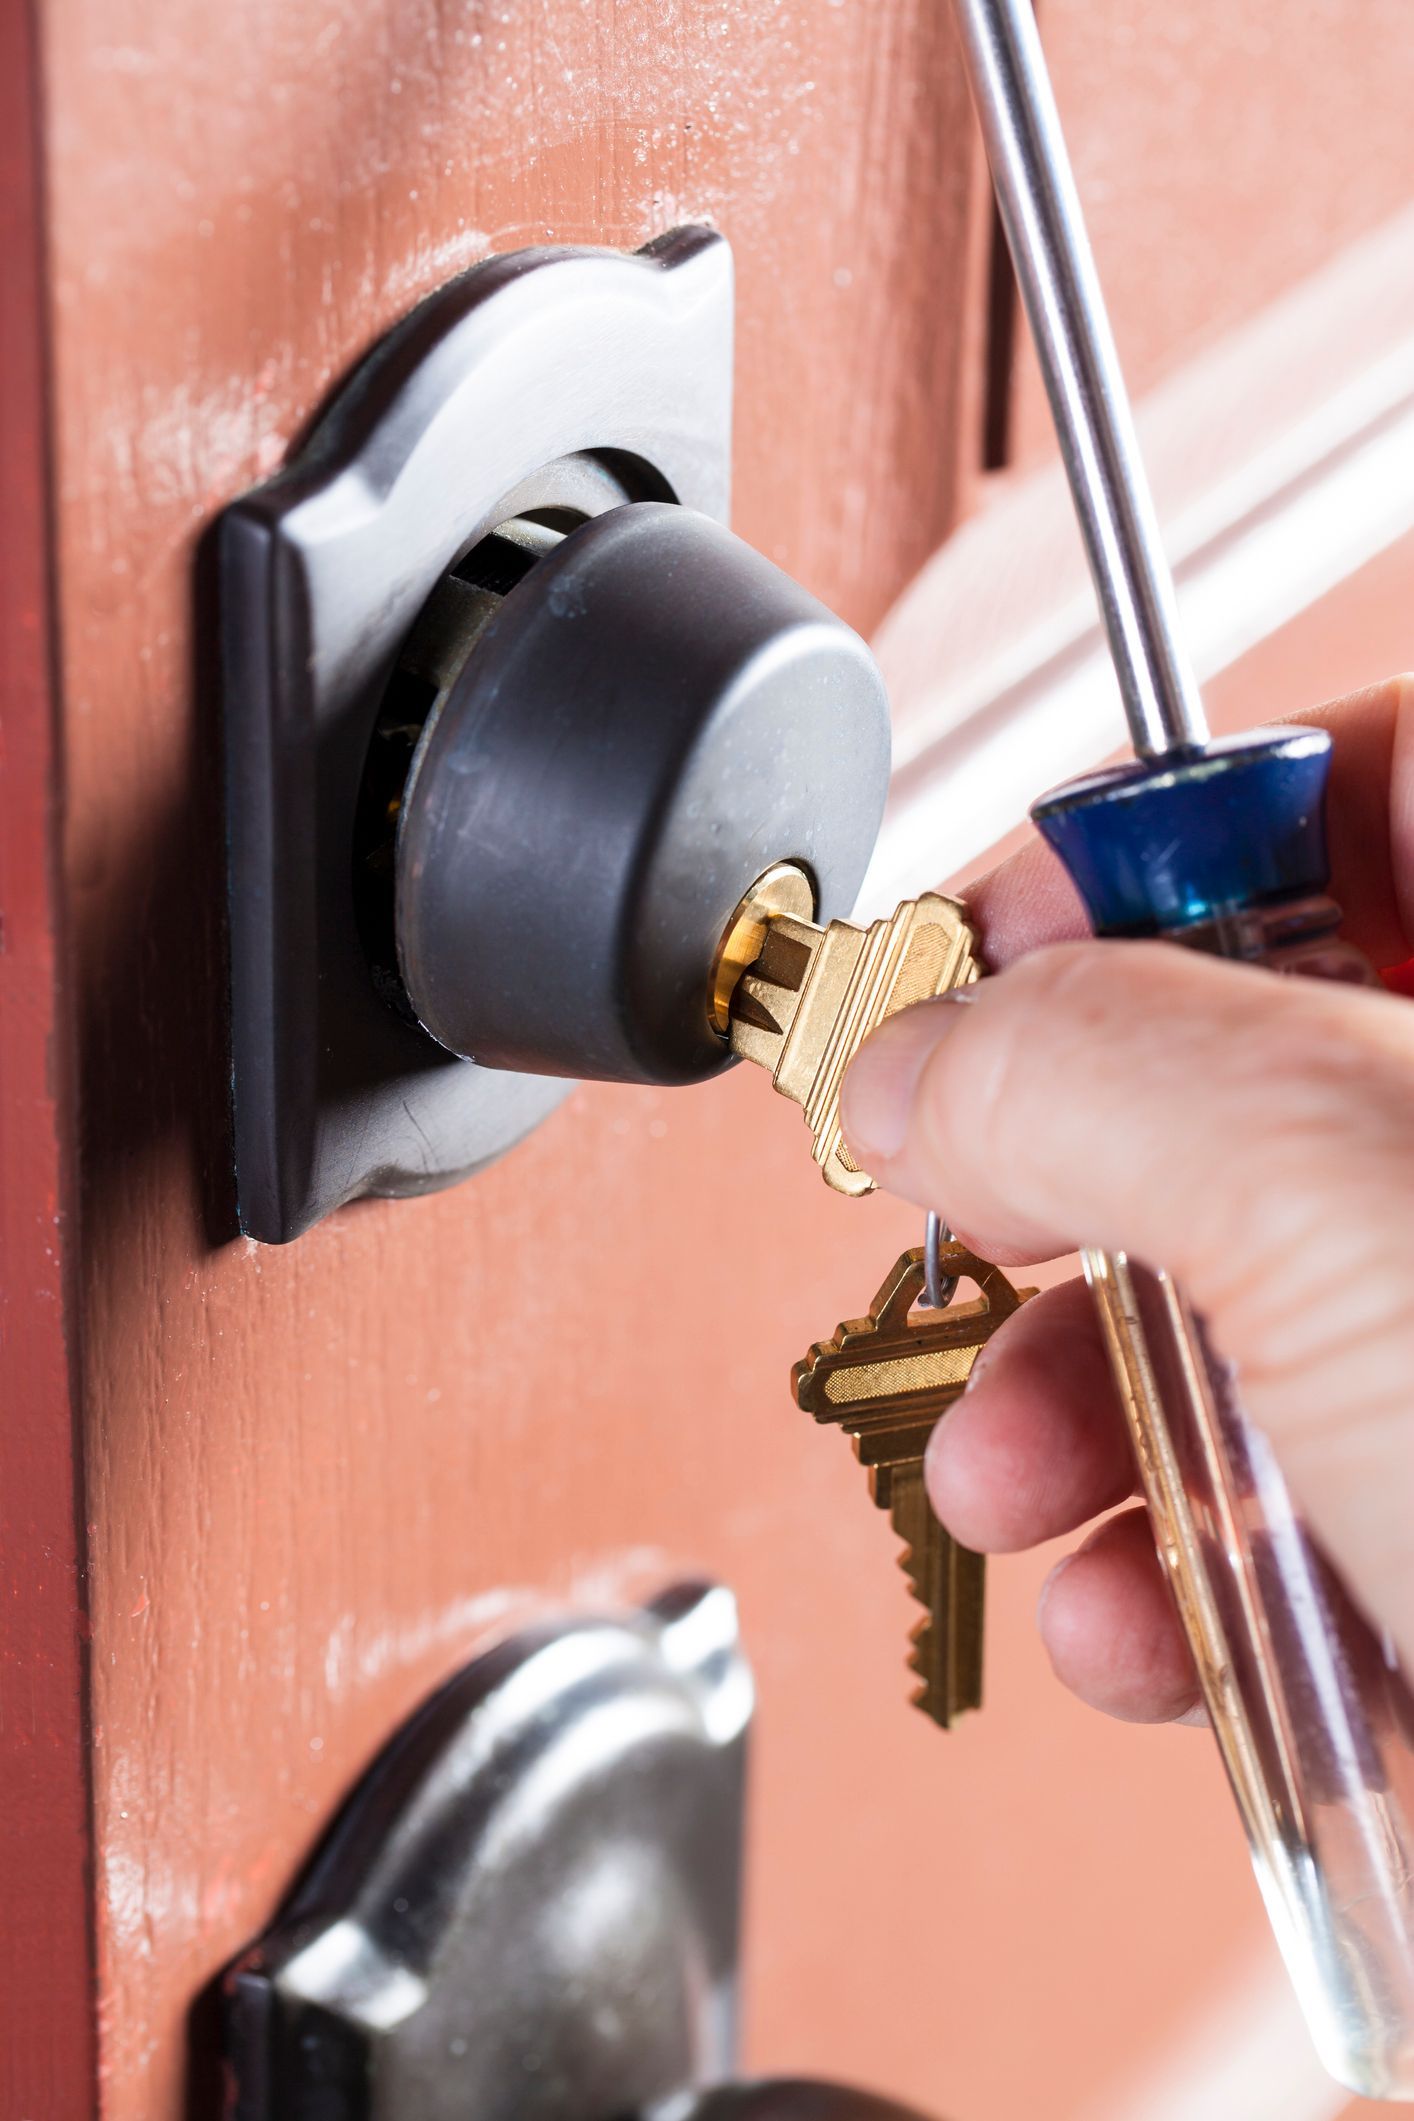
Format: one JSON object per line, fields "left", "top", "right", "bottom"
{"left": 841, "top": 676, "right": 1414, "bottom": 1722}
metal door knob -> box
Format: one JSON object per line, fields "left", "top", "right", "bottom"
{"left": 386, "top": 500, "right": 890, "bottom": 1084}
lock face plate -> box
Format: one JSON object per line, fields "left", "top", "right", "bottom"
{"left": 222, "top": 228, "right": 733, "bottom": 1242}
{"left": 223, "top": 1584, "right": 750, "bottom": 2121}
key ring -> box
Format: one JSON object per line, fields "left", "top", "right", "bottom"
{"left": 922, "top": 1209, "right": 959, "bottom": 1310}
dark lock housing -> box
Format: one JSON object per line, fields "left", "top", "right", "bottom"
{"left": 222, "top": 231, "right": 891, "bottom": 1239}
{"left": 392, "top": 502, "right": 890, "bottom": 1084}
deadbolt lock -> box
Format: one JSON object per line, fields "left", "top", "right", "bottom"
{"left": 223, "top": 227, "right": 892, "bottom": 1240}
{"left": 373, "top": 498, "right": 889, "bottom": 1086}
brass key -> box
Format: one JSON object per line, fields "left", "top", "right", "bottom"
{"left": 793, "top": 1244, "right": 1033, "bottom": 1727}
{"left": 720, "top": 871, "right": 980, "bottom": 1194}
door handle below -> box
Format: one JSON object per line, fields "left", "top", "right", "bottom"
{"left": 222, "top": 1584, "right": 944, "bottom": 2121}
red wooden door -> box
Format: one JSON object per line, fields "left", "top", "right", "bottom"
{"left": 4, "top": 4, "right": 1411, "bottom": 2118}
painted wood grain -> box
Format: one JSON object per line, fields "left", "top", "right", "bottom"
{"left": 865, "top": 204, "right": 1414, "bottom": 906}
{"left": 0, "top": 0, "right": 96, "bottom": 2111}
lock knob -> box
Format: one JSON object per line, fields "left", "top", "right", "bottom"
{"left": 391, "top": 501, "right": 890, "bottom": 1084}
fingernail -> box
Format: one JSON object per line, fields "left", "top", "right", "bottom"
{"left": 841, "top": 993, "right": 972, "bottom": 1164}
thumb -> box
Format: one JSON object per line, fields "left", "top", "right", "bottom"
{"left": 841, "top": 941, "right": 1414, "bottom": 1652}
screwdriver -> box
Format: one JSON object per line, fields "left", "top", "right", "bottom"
{"left": 948, "top": 0, "right": 1414, "bottom": 2096}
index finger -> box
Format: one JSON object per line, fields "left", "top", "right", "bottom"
{"left": 959, "top": 675, "right": 1414, "bottom": 973}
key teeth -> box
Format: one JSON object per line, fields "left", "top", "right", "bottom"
{"left": 894, "top": 1532, "right": 930, "bottom": 1613}
{"left": 890, "top": 1500, "right": 984, "bottom": 1731}
{"left": 893, "top": 1527, "right": 954, "bottom": 1731}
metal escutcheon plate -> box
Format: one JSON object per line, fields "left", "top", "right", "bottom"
{"left": 224, "top": 1584, "right": 751, "bottom": 2121}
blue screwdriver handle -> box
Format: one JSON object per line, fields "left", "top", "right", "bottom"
{"left": 1031, "top": 723, "right": 1367, "bottom": 968}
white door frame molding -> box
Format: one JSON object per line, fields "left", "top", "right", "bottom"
{"left": 861, "top": 204, "right": 1414, "bottom": 914}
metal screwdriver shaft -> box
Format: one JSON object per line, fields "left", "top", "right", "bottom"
{"left": 950, "top": 0, "right": 1207, "bottom": 758}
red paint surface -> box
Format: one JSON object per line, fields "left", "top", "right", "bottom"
{"left": 0, "top": 0, "right": 98, "bottom": 2110}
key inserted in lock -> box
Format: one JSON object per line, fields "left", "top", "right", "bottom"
{"left": 381, "top": 499, "right": 891, "bottom": 1087}
{"left": 359, "top": 487, "right": 985, "bottom": 1192}
{"left": 367, "top": 493, "right": 980, "bottom": 1186}
{"left": 720, "top": 882, "right": 979, "bottom": 1192}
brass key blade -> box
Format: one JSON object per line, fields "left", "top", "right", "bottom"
{"left": 793, "top": 1245, "right": 1033, "bottom": 1728}
{"left": 885, "top": 1460, "right": 985, "bottom": 1727}
{"left": 729, "top": 892, "right": 979, "bottom": 1194}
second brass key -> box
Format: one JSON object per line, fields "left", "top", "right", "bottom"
{"left": 794, "top": 1244, "right": 1034, "bottom": 1727}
